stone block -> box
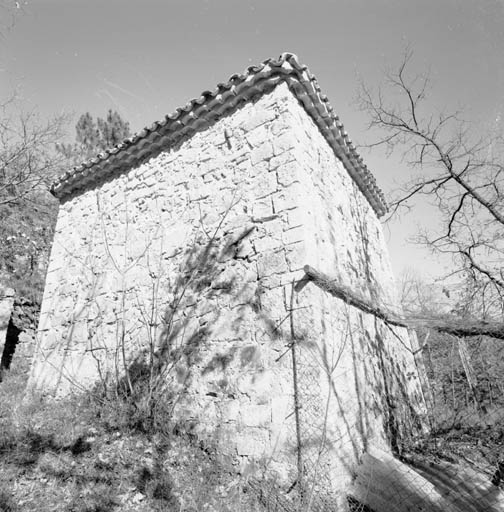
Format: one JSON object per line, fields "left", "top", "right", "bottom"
{"left": 256, "top": 250, "right": 288, "bottom": 278}
{"left": 272, "top": 132, "right": 296, "bottom": 156}
{"left": 236, "top": 427, "right": 270, "bottom": 456}
{"left": 282, "top": 226, "right": 305, "bottom": 245}
{"left": 241, "top": 404, "right": 271, "bottom": 427}
{"left": 229, "top": 146, "right": 249, "bottom": 164}
{"left": 257, "top": 287, "right": 286, "bottom": 318}
{"left": 269, "top": 116, "right": 290, "bottom": 136}
{"left": 220, "top": 400, "right": 241, "bottom": 422}
{"left": 254, "top": 235, "right": 283, "bottom": 253}
{"left": 251, "top": 199, "right": 273, "bottom": 219}
{"left": 37, "top": 329, "right": 61, "bottom": 351}
{"left": 285, "top": 242, "right": 306, "bottom": 271}
{"left": 271, "top": 192, "right": 298, "bottom": 213}
{"left": 250, "top": 142, "right": 274, "bottom": 166}
{"left": 250, "top": 169, "right": 278, "bottom": 200}
{"left": 269, "top": 152, "right": 296, "bottom": 171}
{"left": 242, "top": 109, "right": 277, "bottom": 132}
{"left": 260, "top": 274, "right": 281, "bottom": 290}
{"left": 11, "top": 331, "right": 36, "bottom": 374}
{"left": 285, "top": 207, "right": 305, "bottom": 228}
{"left": 277, "top": 162, "right": 299, "bottom": 187}
{"left": 249, "top": 370, "right": 274, "bottom": 402}
{"left": 245, "top": 124, "right": 269, "bottom": 148}
{"left": 230, "top": 281, "right": 257, "bottom": 308}
{"left": 258, "top": 217, "right": 284, "bottom": 237}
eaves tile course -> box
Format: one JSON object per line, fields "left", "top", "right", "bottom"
{"left": 52, "top": 53, "right": 388, "bottom": 217}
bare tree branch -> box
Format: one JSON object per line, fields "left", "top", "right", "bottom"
{"left": 357, "top": 50, "right": 504, "bottom": 315}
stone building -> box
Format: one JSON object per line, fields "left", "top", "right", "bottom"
{"left": 28, "top": 54, "right": 428, "bottom": 507}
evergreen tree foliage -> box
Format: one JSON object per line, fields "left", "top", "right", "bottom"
{"left": 57, "top": 109, "right": 131, "bottom": 164}
{"left": 95, "top": 109, "right": 131, "bottom": 150}
{"left": 75, "top": 112, "right": 99, "bottom": 152}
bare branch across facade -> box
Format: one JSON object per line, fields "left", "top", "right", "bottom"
{"left": 303, "top": 265, "right": 504, "bottom": 341}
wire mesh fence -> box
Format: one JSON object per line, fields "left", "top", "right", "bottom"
{"left": 248, "top": 315, "right": 504, "bottom": 512}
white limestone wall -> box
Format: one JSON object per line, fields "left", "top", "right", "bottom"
{"left": 28, "top": 82, "right": 426, "bottom": 502}
{"left": 262, "top": 90, "right": 427, "bottom": 502}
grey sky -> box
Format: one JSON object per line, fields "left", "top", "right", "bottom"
{"left": 2, "top": 0, "right": 504, "bottom": 281}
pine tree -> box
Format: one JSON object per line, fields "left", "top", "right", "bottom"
{"left": 75, "top": 112, "right": 99, "bottom": 152}
{"left": 96, "top": 109, "right": 130, "bottom": 150}
{"left": 57, "top": 109, "right": 131, "bottom": 164}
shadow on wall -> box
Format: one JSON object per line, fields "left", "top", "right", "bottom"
{"left": 288, "top": 294, "right": 429, "bottom": 510}
{"left": 112, "top": 218, "right": 258, "bottom": 432}
{"left": 32, "top": 193, "right": 437, "bottom": 510}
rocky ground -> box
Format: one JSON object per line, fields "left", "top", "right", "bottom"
{"left": 0, "top": 368, "right": 278, "bottom": 512}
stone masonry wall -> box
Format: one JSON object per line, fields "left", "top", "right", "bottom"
{"left": 244, "top": 89, "right": 426, "bottom": 503}
{"left": 28, "top": 82, "right": 426, "bottom": 503}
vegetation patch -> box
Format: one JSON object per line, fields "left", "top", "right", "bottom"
{"left": 0, "top": 365, "right": 275, "bottom": 512}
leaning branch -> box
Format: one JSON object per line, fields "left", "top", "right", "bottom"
{"left": 302, "top": 265, "right": 406, "bottom": 327}
{"left": 303, "top": 265, "right": 504, "bottom": 341}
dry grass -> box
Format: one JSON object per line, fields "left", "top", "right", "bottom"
{"left": 0, "top": 366, "right": 278, "bottom": 512}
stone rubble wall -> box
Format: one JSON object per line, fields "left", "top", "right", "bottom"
{"left": 10, "top": 330, "right": 36, "bottom": 377}
{"left": 28, "top": 82, "right": 426, "bottom": 500}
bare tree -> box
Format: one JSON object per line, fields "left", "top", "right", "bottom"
{"left": 358, "top": 49, "right": 504, "bottom": 320}
{"left": 0, "top": 95, "right": 69, "bottom": 299}
{"left": 0, "top": 97, "right": 68, "bottom": 207}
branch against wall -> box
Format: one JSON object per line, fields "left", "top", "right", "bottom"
{"left": 45, "top": 187, "right": 250, "bottom": 431}
{"left": 303, "top": 265, "right": 504, "bottom": 341}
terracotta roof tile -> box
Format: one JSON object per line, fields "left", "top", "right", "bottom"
{"left": 52, "top": 53, "right": 388, "bottom": 217}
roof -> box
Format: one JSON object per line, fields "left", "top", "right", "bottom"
{"left": 51, "top": 53, "right": 388, "bottom": 217}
